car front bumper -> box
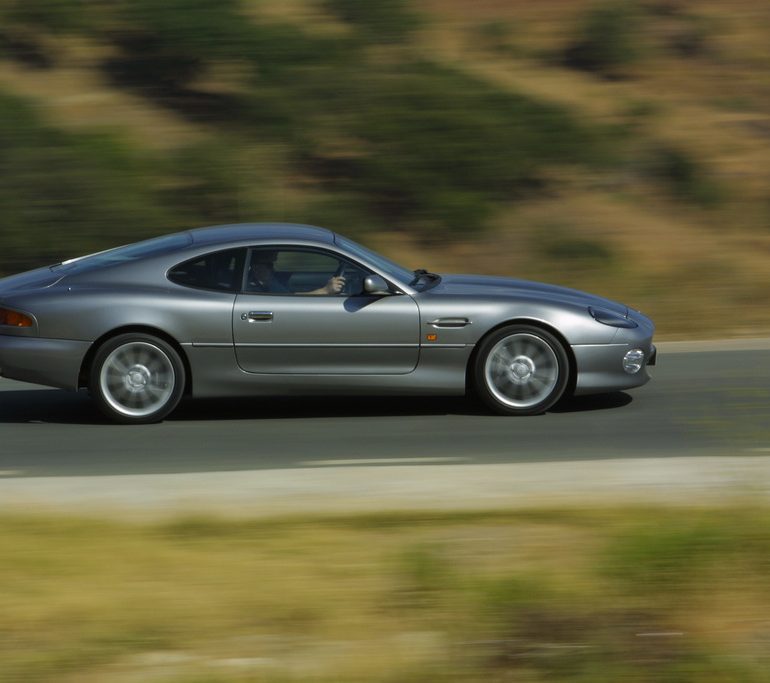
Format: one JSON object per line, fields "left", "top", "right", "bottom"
{"left": 572, "top": 340, "right": 656, "bottom": 396}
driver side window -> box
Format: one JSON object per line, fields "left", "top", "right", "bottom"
{"left": 245, "top": 248, "right": 367, "bottom": 296}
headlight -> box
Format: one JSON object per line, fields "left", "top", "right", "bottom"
{"left": 588, "top": 306, "right": 638, "bottom": 329}
{"left": 623, "top": 349, "right": 645, "bottom": 374}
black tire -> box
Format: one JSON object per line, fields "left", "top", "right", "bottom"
{"left": 89, "top": 333, "right": 186, "bottom": 424}
{"left": 473, "top": 324, "right": 570, "bottom": 416}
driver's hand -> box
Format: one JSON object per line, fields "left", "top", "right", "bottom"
{"left": 325, "top": 275, "right": 346, "bottom": 294}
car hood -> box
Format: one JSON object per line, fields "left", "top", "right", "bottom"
{"left": 430, "top": 274, "right": 629, "bottom": 316}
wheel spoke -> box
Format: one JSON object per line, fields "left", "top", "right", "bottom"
{"left": 493, "top": 348, "right": 515, "bottom": 366}
{"left": 113, "top": 386, "right": 131, "bottom": 403}
{"left": 112, "top": 360, "right": 130, "bottom": 375}
{"left": 509, "top": 340, "right": 525, "bottom": 358}
{"left": 135, "top": 392, "right": 151, "bottom": 408}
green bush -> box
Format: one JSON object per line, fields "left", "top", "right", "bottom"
{"left": 101, "top": 0, "right": 352, "bottom": 124}
{"left": 0, "top": 4, "right": 623, "bottom": 265}
{"left": 541, "top": 235, "right": 614, "bottom": 268}
{"left": 1, "top": 0, "right": 97, "bottom": 34}
{"left": 162, "top": 139, "right": 273, "bottom": 225}
{"left": 0, "top": 0, "right": 106, "bottom": 68}
{"left": 600, "top": 510, "right": 770, "bottom": 596}
{"left": 0, "top": 92, "right": 173, "bottom": 274}
{"left": 473, "top": 20, "right": 520, "bottom": 56}
{"left": 325, "top": 0, "right": 423, "bottom": 43}
{"left": 646, "top": 145, "right": 722, "bottom": 206}
{"left": 564, "top": 1, "right": 644, "bottom": 77}
{"left": 101, "top": 0, "right": 253, "bottom": 91}
{"left": 342, "top": 63, "right": 608, "bottom": 231}
{"left": 666, "top": 13, "right": 715, "bottom": 58}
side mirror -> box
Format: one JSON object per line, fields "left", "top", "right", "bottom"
{"left": 363, "top": 274, "right": 392, "bottom": 296}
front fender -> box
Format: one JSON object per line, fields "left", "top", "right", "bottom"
{"left": 414, "top": 295, "right": 618, "bottom": 347}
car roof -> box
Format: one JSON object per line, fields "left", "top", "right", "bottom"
{"left": 188, "top": 223, "right": 336, "bottom": 247}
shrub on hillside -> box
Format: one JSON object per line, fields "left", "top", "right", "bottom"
{"left": 325, "top": 0, "right": 422, "bottom": 43}
{"left": 473, "top": 21, "right": 521, "bottom": 57}
{"left": 0, "top": 0, "right": 96, "bottom": 34}
{"left": 541, "top": 235, "right": 614, "bottom": 269}
{"left": 0, "top": 92, "right": 173, "bottom": 274}
{"left": 163, "top": 140, "right": 275, "bottom": 226}
{"left": 300, "top": 63, "right": 611, "bottom": 232}
{"left": 102, "top": 0, "right": 253, "bottom": 92}
{"left": 0, "top": 29, "right": 54, "bottom": 69}
{"left": 103, "top": 0, "right": 351, "bottom": 116}
{"left": 666, "top": 13, "right": 715, "bottom": 58}
{"left": 563, "top": 1, "right": 643, "bottom": 78}
{"left": 645, "top": 146, "right": 722, "bottom": 207}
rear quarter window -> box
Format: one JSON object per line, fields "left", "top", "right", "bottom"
{"left": 168, "top": 248, "right": 246, "bottom": 292}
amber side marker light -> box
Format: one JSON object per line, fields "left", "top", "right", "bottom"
{"left": 0, "top": 307, "right": 34, "bottom": 327}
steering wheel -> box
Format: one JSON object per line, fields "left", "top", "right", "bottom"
{"left": 333, "top": 261, "right": 354, "bottom": 295}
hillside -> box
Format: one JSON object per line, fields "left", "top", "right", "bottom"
{"left": 0, "top": 0, "right": 768, "bottom": 338}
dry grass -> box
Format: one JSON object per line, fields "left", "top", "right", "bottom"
{"left": 1, "top": 507, "right": 770, "bottom": 682}
{"left": 408, "top": 0, "right": 770, "bottom": 338}
{"left": 0, "top": 38, "right": 205, "bottom": 149}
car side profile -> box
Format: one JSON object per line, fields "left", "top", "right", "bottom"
{"left": 0, "top": 223, "right": 655, "bottom": 423}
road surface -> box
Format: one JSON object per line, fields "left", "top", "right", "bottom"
{"left": 1, "top": 341, "right": 769, "bottom": 516}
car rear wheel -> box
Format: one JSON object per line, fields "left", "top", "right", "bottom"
{"left": 90, "top": 333, "right": 185, "bottom": 424}
{"left": 474, "top": 325, "right": 569, "bottom": 416}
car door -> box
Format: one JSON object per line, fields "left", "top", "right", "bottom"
{"left": 233, "top": 247, "right": 420, "bottom": 374}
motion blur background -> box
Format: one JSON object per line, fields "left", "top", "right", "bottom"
{"left": 0, "top": 0, "right": 768, "bottom": 338}
{"left": 2, "top": 3, "right": 770, "bottom": 681}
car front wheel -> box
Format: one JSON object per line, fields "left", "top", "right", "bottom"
{"left": 90, "top": 333, "right": 186, "bottom": 424}
{"left": 474, "top": 325, "right": 569, "bottom": 416}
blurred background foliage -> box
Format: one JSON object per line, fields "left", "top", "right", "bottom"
{"left": 0, "top": 0, "right": 768, "bottom": 336}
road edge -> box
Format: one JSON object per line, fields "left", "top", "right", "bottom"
{"left": 655, "top": 338, "right": 770, "bottom": 353}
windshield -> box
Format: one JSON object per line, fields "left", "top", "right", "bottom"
{"left": 52, "top": 232, "right": 192, "bottom": 271}
{"left": 334, "top": 235, "right": 414, "bottom": 285}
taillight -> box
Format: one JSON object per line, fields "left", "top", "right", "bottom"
{"left": 0, "top": 307, "right": 34, "bottom": 327}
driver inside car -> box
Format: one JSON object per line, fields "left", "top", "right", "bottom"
{"left": 248, "top": 251, "right": 346, "bottom": 295}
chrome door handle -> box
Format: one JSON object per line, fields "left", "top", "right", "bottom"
{"left": 242, "top": 311, "right": 273, "bottom": 322}
{"left": 428, "top": 317, "right": 470, "bottom": 328}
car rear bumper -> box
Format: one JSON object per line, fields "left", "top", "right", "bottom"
{"left": 0, "top": 334, "right": 90, "bottom": 390}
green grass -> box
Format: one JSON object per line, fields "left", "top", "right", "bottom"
{"left": 1, "top": 506, "right": 770, "bottom": 681}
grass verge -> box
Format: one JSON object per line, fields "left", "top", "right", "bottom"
{"left": 1, "top": 506, "right": 769, "bottom": 681}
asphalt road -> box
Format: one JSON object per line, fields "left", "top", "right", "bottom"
{"left": 2, "top": 346, "right": 769, "bottom": 480}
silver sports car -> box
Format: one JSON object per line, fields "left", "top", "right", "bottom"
{"left": 0, "top": 223, "right": 655, "bottom": 423}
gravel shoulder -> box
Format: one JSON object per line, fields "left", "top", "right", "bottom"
{"left": 2, "top": 455, "right": 770, "bottom": 519}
